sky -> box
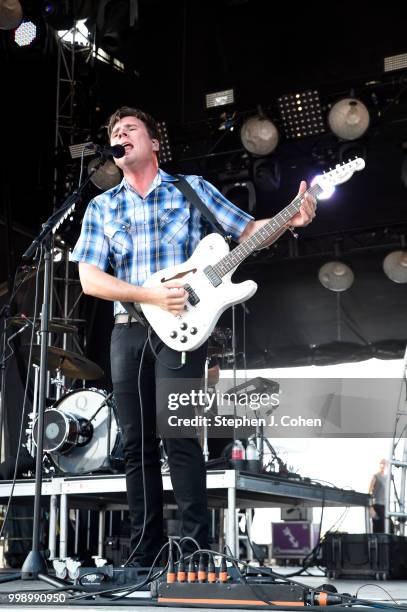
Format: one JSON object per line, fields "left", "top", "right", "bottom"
{"left": 220, "top": 357, "right": 406, "bottom": 544}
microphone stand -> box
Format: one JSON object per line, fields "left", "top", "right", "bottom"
{"left": 19, "top": 155, "right": 108, "bottom": 582}
{"left": 0, "top": 303, "right": 10, "bottom": 463}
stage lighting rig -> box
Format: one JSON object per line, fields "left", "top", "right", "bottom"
{"left": 0, "top": 0, "right": 22, "bottom": 29}
{"left": 240, "top": 114, "right": 279, "bottom": 155}
{"left": 383, "top": 250, "right": 407, "bottom": 283}
{"left": 205, "top": 88, "right": 235, "bottom": 109}
{"left": 318, "top": 261, "right": 354, "bottom": 292}
{"left": 384, "top": 52, "right": 407, "bottom": 74}
{"left": 13, "top": 17, "right": 36, "bottom": 45}
{"left": 157, "top": 121, "right": 172, "bottom": 163}
{"left": 278, "top": 89, "right": 325, "bottom": 140}
{"left": 328, "top": 97, "right": 370, "bottom": 141}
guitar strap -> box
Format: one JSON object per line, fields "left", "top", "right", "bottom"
{"left": 120, "top": 174, "right": 230, "bottom": 324}
{"left": 173, "top": 175, "right": 231, "bottom": 240}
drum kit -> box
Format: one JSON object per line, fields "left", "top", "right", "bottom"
{"left": 8, "top": 315, "right": 124, "bottom": 476}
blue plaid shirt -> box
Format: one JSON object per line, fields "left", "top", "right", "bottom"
{"left": 70, "top": 169, "right": 253, "bottom": 315}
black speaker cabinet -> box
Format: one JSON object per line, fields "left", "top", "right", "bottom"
{"left": 322, "top": 533, "right": 407, "bottom": 580}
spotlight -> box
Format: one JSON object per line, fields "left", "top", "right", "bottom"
{"left": 278, "top": 89, "right": 325, "bottom": 139}
{"left": 88, "top": 158, "right": 122, "bottom": 191}
{"left": 14, "top": 18, "right": 37, "bottom": 46}
{"left": 383, "top": 251, "right": 407, "bottom": 283}
{"left": 205, "top": 89, "right": 234, "bottom": 109}
{"left": 328, "top": 98, "right": 370, "bottom": 141}
{"left": 384, "top": 52, "right": 407, "bottom": 74}
{"left": 69, "top": 142, "right": 95, "bottom": 159}
{"left": 240, "top": 115, "right": 279, "bottom": 155}
{"left": 0, "top": 0, "right": 22, "bottom": 29}
{"left": 318, "top": 261, "right": 354, "bottom": 292}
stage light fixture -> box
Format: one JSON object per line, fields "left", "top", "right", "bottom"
{"left": 383, "top": 251, "right": 407, "bottom": 283}
{"left": 278, "top": 90, "right": 325, "bottom": 139}
{"left": 88, "top": 158, "right": 122, "bottom": 191}
{"left": 240, "top": 115, "right": 279, "bottom": 155}
{"left": 205, "top": 89, "right": 234, "bottom": 109}
{"left": 69, "top": 142, "right": 95, "bottom": 159}
{"left": 318, "top": 261, "right": 354, "bottom": 292}
{"left": 0, "top": 0, "right": 22, "bottom": 29}
{"left": 328, "top": 98, "right": 370, "bottom": 141}
{"left": 14, "top": 18, "right": 37, "bottom": 46}
{"left": 384, "top": 52, "right": 407, "bottom": 74}
{"left": 157, "top": 121, "right": 172, "bottom": 163}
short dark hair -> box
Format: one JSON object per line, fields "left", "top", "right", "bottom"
{"left": 107, "top": 106, "right": 159, "bottom": 141}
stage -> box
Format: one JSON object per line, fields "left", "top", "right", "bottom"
{"left": 0, "top": 469, "right": 370, "bottom": 560}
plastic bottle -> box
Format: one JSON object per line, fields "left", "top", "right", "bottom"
{"left": 245, "top": 438, "right": 261, "bottom": 473}
{"left": 230, "top": 439, "right": 245, "bottom": 470}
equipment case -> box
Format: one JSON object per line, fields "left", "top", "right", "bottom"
{"left": 321, "top": 533, "right": 407, "bottom": 580}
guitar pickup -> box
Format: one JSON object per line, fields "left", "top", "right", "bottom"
{"left": 184, "top": 284, "right": 200, "bottom": 306}
{"left": 204, "top": 265, "right": 222, "bottom": 287}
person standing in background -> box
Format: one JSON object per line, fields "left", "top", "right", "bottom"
{"left": 368, "top": 458, "right": 391, "bottom": 533}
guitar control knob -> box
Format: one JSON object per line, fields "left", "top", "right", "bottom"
{"left": 170, "top": 331, "right": 177, "bottom": 339}
{"left": 190, "top": 327, "right": 197, "bottom": 335}
{"left": 180, "top": 322, "right": 188, "bottom": 330}
{"left": 180, "top": 336, "right": 187, "bottom": 343}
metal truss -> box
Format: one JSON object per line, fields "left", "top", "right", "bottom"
{"left": 248, "top": 222, "right": 407, "bottom": 265}
{"left": 386, "top": 347, "right": 407, "bottom": 534}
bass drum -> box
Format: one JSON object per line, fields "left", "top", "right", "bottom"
{"left": 41, "top": 388, "right": 123, "bottom": 475}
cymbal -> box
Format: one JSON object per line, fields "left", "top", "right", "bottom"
{"left": 9, "top": 316, "right": 77, "bottom": 334}
{"left": 26, "top": 345, "right": 104, "bottom": 380}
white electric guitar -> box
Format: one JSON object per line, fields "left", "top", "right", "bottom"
{"left": 140, "top": 158, "right": 365, "bottom": 352}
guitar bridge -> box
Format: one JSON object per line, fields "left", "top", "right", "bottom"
{"left": 184, "top": 284, "right": 200, "bottom": 306}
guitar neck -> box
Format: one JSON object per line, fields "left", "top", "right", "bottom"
{"left": 212, "top": 183, "right": 322, "bottom": 277}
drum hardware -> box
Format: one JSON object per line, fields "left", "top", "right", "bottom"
{"left": 32, "top": 407, "right": 93, "bottom": 455}
{"left": 80, "top": 391, "right": 114, "bottom": 434}
{"left": 50, "top": 368, "right": 68, "bottom": 401}
{"left": 9, "top": 315, "right": 78, "bottom": 335}
{"left": 29, "top": 388, "right": 123, "bottom": 475}
{"left": 24, "top": 344, "right": 104, "bottom": 380}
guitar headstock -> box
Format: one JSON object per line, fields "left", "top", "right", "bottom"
{"left": 312, "top": 157, "right": 365, "bottom": 199}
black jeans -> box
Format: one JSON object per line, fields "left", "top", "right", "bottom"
{"left": 110, "top": 322, "right": 209, "bottom": 564}
{"left": 372, "top": 503, "right": 394, "bottom": 534}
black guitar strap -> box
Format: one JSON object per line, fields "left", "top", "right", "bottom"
{"left": 173, "top": 175, "right": 231, "bottom": 240}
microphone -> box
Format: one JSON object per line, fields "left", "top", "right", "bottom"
{"left": 85, "top": 143, "right": 126, "bottom": 158}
